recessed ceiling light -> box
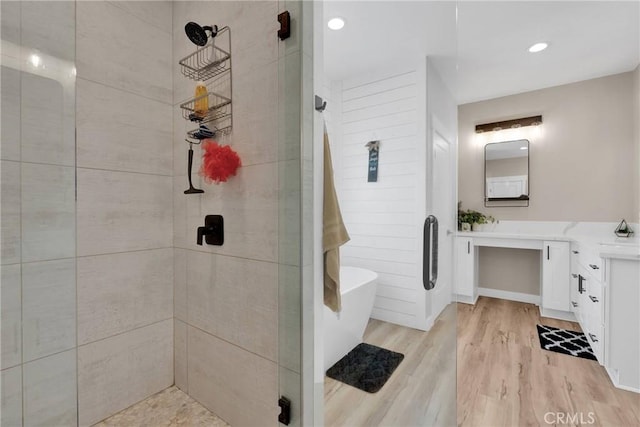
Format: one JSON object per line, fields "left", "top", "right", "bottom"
{"left": 528, "top": 42, "right": 548, "bottom": 53}
{"left": 328, "top": 17, "right": 345, "bottom": 31}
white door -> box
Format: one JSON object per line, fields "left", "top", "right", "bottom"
{"left": 430, "top": 128, "right": 455, "bottom": 319}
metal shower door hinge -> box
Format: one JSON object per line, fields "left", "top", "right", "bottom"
{"left": 278, "top": 11, "right": 291, "bottom": 40}
{"left": 278, "top": 396, "right": 291, "bottom": 425}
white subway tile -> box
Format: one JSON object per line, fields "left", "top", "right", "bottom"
{"left": 0, "top": 366, "right": 22, "bottom": 427}
{"left": 1, "top": 161, "right": 21, "bottom": 265}
{"left": 76, "top": 1, "right": 172, "bottom": 104}
{"left": 174, "top": 319, "right": 188, "bottom": 392}
{"left": 187, "top": 252, "right": 278, "bottom": 361}
{"left": 1, "top": 66, "right": 20, "bottom": 161}
{"left": 21, "top": 163, "right": 75, "bottom": 263}
{"left": 1, "top": 264, "right": 21, "bottom": 369}
{"left": 77, "top": 248, "right": 173, "bottom": 345}
{"left": 76, "top": 79, "right": 172, "bottom": 175}
{"left": 22, "top": 258, "right": 76, "bottom": 362}
{"left": 187, "top": 326, "right": 278, "bottom": 427}
{"left": 77, "top": 168, "right": 172, "bottom": 256}
{"left": 23, "top": 349, "right": 77, "bottom": 427}
{"left": 78, "top": 319, "right": 173, "bottom": 426}
{"left": 21, "top": 72, "right": 75, "bottom": 167}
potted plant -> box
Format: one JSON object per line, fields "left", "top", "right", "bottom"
{"left": 458, "top": 203, "right": 497, "bottom": 232}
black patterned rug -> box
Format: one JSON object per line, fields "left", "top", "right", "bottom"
{"left": 326, "top": 343, "right": 404, "bottom": 393}
{"left": 536, "top": 324, "right": 597, "bottom": 361}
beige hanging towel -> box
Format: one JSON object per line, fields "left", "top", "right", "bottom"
{"left": 323, "top": 128, "right": 350, "bottom": 312}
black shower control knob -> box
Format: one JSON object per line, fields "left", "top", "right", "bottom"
{"left": 197, "top": 215, "right": 224, "bottom": 246}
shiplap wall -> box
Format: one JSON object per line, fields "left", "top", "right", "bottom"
{"left": 330, "top": 68, "right": 424, "bottom": 328}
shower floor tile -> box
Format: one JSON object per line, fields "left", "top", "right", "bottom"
{"left": 93, "top": 386, "right": 229, "bottom": 427}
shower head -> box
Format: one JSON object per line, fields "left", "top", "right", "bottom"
{"left": 185, "top": 22, "right": 218, "bottom": 46}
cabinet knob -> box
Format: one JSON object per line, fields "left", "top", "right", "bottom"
{"left": 589, "top": 264, "right": 600, "bottom": 270}
{"left": 571, "top": 301, "right": 578, "bottom": 307}
{"left": 571, "top": 273, "right": 578, "bottom": 278}
{"left": 588, "top": 333, "right": 598, "bottom": 343}
{"left": 589, "top": 295, "right": 599, "bottom": 303}
{"left": 572, "top": 250, "right": 579, "bottom": 254}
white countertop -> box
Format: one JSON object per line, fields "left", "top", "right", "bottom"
{"left": 456, "top": 221, "right": 640, "bottom": 261}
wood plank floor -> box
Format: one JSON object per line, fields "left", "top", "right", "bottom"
{"left": 325, "top": 305, "right": 457, "bottom": 427}
{"left": 325, "top": 297, "right": 640, "bottom": 426}
{"left": 458, "top": 297, "right": 640, "bottom": 427}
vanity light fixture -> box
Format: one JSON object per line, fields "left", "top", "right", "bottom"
{"left": 328, "top": 17, "right": 345, "bottom": 30}
{"left": 29, "top": 54, "right": 41, "bottom": 68}
{"left": 475, "top": 115, "right": 543, "bottom": 133}
{"left": 528, "top": 42, "right": 548, "bottom": 53}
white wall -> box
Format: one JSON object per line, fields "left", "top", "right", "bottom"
{"left": 325, "top": 65, "right": 427, "bottom": 328}
{"left": 172, "top": 2, "right": 305, "bottom": 426}
{"left": 458, "top": 71, "right": 637, "bottom": 222}
{"left": 458, "top": 71, "right": 638, "bottom": 296}
{"left": 75, "top": 2, "right": 175, "bottom": 425}
{"left": 1, "top": 2, "right": 175, "bottom": 426}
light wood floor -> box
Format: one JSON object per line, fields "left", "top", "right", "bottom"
{"left": 458, "top": 297, "right": 640, "bottom": 427}
{"left": 325, "top": 306, "right": 457, "bottom": 427}
{"left": 325, "top": 297, "right": 640, "bottom": 427}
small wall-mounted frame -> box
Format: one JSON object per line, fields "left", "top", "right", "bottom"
{"left": 484, "top": 139, "right": 530, "bottom": 207}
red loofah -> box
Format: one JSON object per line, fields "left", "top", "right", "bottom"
{"left": 199, "top": 140, "right": 242, "bottom": 184}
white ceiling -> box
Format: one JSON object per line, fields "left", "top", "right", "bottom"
{"left": 323, "top": 1, "right": 640, "bottom": 105}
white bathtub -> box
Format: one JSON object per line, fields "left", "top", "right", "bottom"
{"left": 324, "top": 266, "right": 378, "bottom": 371}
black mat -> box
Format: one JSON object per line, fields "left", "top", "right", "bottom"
{"left": 326, "top": 343, "right": 404, "bottom": 393}
{"left": 536, "top": 324, "right": 597, "bottom": 361}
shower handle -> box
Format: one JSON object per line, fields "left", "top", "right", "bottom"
{"left": 423, "top": 215, "right": 438, "bottom": 290}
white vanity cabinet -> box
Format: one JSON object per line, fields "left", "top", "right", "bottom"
{"left": 569, "top": 247, "right": 581, "bottom": 320}
{"left": 455, "top": 237, "right": 476, "bottom": 303}
{"left": 572, "top": 244, "right": 605, "bottom": 363}
{"left": 541, "top": 241, "right": 571, "bottom": 312}
{"left": 606, "top": 257, "right": 640, "bottom": 392}
{"left": 455, "top": 235, "right": 573, "bottom": 317}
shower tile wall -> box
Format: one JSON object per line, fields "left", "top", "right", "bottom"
{"left": 1, "top": 1, "right": 78, "bottom": 425}
{"left": 172, "top": 1, "right": 303, "bottom": 425}
{"left": 75, "top": 1, "right": 173, "bottom": 426}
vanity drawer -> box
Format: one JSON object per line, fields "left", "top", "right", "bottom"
{"left": 575, "top": 246, "right": 604, "bottom": 281}
{"left": 585, "top": 278, "right": 603, "bottom": 323}
{"left": 585, "top": 320, "right": 604, "bottom": 363}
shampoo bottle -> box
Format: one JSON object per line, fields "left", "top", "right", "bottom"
{"left": 194, "top": 81, "right": 208, "bottom": 119}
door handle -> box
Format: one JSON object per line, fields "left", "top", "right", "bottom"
{"left": 423, "top": 215, "right": 438, "bottom": 290}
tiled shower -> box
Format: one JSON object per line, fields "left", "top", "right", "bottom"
{"left": 0, "top": 1, "right": 308, "bottom": 426}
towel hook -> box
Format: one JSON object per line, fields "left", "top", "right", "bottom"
{"left": 315, "top": 95, "right": 327, "bottom": 112}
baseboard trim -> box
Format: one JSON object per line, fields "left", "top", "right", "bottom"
{"left": 456, "top": 293, "right": 479, "bottom": 305}
{"left": 606, "top": 366, "right": 640, "bottom": 393}
{"left": 477, "top": 287, "right": 540, "bottom": 305}
{"left": 539, "top": 306, "right": 576, "bottom": 322}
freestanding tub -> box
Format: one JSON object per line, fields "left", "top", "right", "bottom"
{"left": 324, "top": 266, "right": 378, "bottom": 371}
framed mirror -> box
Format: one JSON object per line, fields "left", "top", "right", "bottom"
{"left": 484, "top": 139, "right": 529, "bottom": 207}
